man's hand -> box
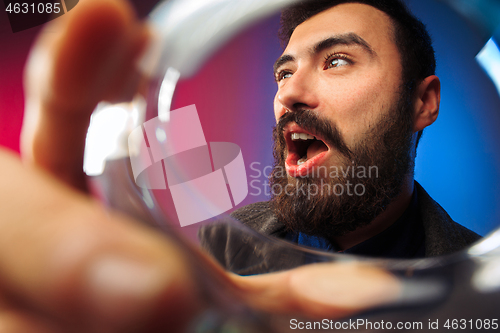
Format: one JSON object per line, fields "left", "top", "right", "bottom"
{"left": 7, "top": 1, "right": 201, "bottom": 331}
{"left": 21, "top": 0, "right": 149, "bottom": 192}
{"left": 0, "top": 0, "right": 403, "bottom": 331}
{"left": 0, "top": 148, "right": 201, "bottom": 332}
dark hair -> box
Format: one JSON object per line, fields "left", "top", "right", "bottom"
{"left": 279, "top": 0, "right": 436, "bottom": 144}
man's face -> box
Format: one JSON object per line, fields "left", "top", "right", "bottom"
{"left": 270, "top": 3, "right": 416, "bottom": 237}
{"left": 273, "top": 3, "right": 404, "bottom": 175}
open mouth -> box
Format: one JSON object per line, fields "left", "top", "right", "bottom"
{"left": 284, "top": 124, "right": 330, "bottom": 177}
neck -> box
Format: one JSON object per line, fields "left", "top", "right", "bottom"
{"left": 331, "top": 176, "right": 415, "bottom": 251}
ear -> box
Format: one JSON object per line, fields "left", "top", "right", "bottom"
{"left": 413, "top": 75, "right": 440, "bottom": 132}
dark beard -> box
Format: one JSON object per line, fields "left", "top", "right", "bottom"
{"left": 269, "top": 90, "right": 415, "bottom": 239}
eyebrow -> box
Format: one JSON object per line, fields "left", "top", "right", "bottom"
{"left": 273, "top": 33, "right": 377, "bottom": 77}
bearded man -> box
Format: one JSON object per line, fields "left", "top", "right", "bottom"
{"left": 199, "top": 0, "right": 481, "bottom": 274}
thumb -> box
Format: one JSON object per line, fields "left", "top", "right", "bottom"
{"left": 21, "top": 0, "right": 149, "bottom": 191}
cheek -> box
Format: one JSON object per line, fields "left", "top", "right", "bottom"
{"left": 320, "top": 77, "right": 393, "bottom": 142}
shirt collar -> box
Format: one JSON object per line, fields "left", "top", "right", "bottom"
{"left": 285, "top": 185, "right": 426, "bottom": 259}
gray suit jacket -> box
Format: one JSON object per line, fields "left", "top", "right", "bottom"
{"left": 199, "top": 182, "right": 481, "bottom": 275}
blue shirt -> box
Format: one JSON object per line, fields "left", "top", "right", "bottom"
{"left": 284, "top": 188, "right": 426, "bottom": 259}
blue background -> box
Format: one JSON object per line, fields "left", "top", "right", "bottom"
{"left": 410, "top": 0, "right": 500, "bottom": 237}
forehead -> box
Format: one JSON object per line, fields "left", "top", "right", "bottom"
{"left": 284, "top": 3, "right": 396, "bottom": 55}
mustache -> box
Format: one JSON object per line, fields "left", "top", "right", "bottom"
{"left": 274, "top": 109, "right": 352, "bottom": 159}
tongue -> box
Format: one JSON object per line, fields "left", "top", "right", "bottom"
{"left": 307, "top": 140, "right": 328, "bottom": 160}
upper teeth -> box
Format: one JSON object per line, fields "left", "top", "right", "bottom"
{"left": 291, "top": 133, "right": 315, "bottom": 141}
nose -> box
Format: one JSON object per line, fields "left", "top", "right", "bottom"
{"left": 275, "top": 69, "right": 319, "bottom": 119}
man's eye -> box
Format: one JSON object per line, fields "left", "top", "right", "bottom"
{"left": 325, "top": 55, "right": 351, "bottom": 69}
{"left": 277, "top": 71, "right": 293, "bottom": 82}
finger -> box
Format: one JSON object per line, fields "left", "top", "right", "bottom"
{"left": 230, "top": 262, "right": 402, "bottom": 319}
{"left": 0, "top": 148, "right": 202, "bottom": 332}
{"left": 21, "top": 0, "right": 150, "bottom": 191}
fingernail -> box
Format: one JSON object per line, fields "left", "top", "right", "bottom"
{"left": 291, "top": 263, "right": 402, "bottom": 312}
{"left": 398, "top": 278, "right": 446, "bottom": 305}
{"left": 84, "top": 255, "right": 165, "bottom": 324}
